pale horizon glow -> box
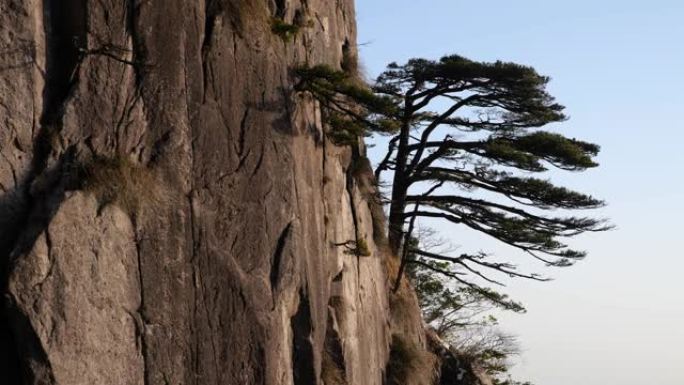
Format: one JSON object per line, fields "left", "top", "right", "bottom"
{"left": 357, "top": 1, "right": 684, "bottom": 384}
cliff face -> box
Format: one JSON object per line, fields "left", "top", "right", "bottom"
{"left": 0, "top": 1, "right": 495, "bottom": 384}
{"left": 0, "top": 0, "right": 396, "bottom": 384}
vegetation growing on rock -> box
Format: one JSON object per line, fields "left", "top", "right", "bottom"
{"left": 79, "top": 156, "right": 165, "bottom": 214}
{"left": 386, "top": 334, "right": 437, "bottom": 385}
{"left": 294, "top": 65, "right": 398, "bottom": 145}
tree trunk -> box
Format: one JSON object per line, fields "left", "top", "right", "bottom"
{"left": 387, "top": 110, "right": 413, "bottom": 254}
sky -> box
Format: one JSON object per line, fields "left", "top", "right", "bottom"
{"left": 355, "top": 1, "right": 684, "bottom": 384}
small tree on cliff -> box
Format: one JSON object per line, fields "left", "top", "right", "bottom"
{"left": 296, "top": 54, "right": 609, "bottom": 287}
{"left": 407, "top": 238, "right": 530, "bottom": 384}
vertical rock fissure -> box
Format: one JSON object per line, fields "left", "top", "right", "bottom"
{"left": 323, "top": 301, "right": 347, "bottom": 385}
{"left": 133, "top": 229, "right": 151, "bottom": 385}
{"left": 0, "top": 235, "right": 22, "bottom": 385}
{"left": 291, "top": 289, "right": 316, "bottom": 385}
{"left": 321, "top": 136, "right": 329, "bottom": 242}
{"left": 274, "top": 0, "right": 287, "bottom": 19}
{"left": 189, "top": 202, "right": 200, "bottom": 384}
{"left": 42, "top": 0, "right": 87, "bottom": 123}
{"left": 270, "top": 221, "right": 292, "bottom": 290}
{"left": 237, "top": 107, "right": 250, "bottom": 158}
{"left": 125, "top": 0, "right": 143, "bottom": 88}
{"left": 345, "top": 154, "right": 363, "bottom": 276}
{"left": 201, "top": 0, "right": 220, "bottom": 101}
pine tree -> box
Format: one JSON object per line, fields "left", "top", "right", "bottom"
{"left": 296, "top": 54, "right": 610, "bottom": 286}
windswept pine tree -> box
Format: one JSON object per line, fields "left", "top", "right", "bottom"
{"left": 296, "top": 54, "right": 610, "bottom": 288}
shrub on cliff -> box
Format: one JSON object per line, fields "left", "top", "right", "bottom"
{"left": 294, "top": 64, "right": 399, "bottom": 145}
{"left": 80, "top": 156, "right": 165, "bottom": 213}
{"left": 386, "top": 334, "right": 437, "bottom": 385}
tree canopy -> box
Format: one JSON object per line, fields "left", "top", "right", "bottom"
{"left": 295, "top": 53, "right": 609, "bottom": 288}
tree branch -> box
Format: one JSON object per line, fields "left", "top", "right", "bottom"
{"left": 406, "top": 94, "right": 484, "bottom": 175}
{"left": 375, "top": 135, "right": 399, "bottom": 181}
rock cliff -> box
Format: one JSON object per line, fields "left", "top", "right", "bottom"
{"left": 0, "top": 1, "right": 490, "bottom": 384}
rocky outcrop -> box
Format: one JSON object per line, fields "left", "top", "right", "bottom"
{"left": 1, "top": 0, "right": 393, "bottom": 384}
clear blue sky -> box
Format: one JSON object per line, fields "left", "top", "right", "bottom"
{"left": 356, "top": 1, "right": 684, "bottom": 384}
